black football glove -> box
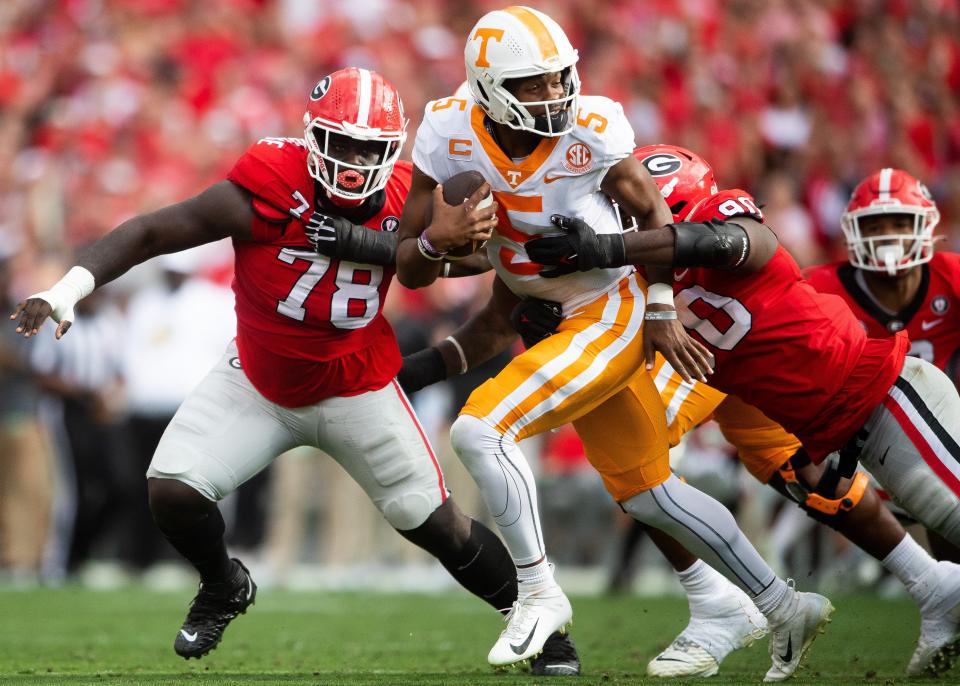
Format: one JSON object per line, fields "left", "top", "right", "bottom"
{"left": 303, "top": 210, "right": 397, "bottom": 266}
{"left": 397, "top": 346, "right": 447, "bottom": 395}
{"left": 525, "top": 214, "right": 627, "bottom": 277}
{"left": 510, "top": 298, "right": 563, "bottom": 349}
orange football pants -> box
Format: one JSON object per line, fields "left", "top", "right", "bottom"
{"left": 649, "top": 356, "right": 802, "bottom": 483}
{"left": 461, "top": 273, "right": 671, "bottom": 501}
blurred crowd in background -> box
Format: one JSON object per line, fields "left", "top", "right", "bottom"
{"left": 1, "top": 0, "right": 959, "bottom": 593}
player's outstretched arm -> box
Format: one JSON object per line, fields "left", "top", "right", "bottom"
{"left": 603, "top": 155, "right": 715, "bottom": 383}
{"left": 398, "top": 276, "right": 518, "bottom": 394}
{"left": 11, "top": 180, "right": 253, "bottom": 339}
{"left": 396, "top": 166, "right": 497, "bottom": 289}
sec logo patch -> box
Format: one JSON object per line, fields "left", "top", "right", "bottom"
{"left": 563, "top": 143, "right": 593, "bottom": 173}
{"left": 381, "top": 216, "right": 400, "bottom": 232}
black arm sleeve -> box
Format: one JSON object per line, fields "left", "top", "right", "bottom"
{"left": 671, "top": 220, "right": 750, "bottom": 270}
{"left": 397, "top": 347, "right": 447, "bottom": 394}
{"left": 336, "top": 221, "right": 399, "bottom": 266}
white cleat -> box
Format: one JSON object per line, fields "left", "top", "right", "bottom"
{"left": 648, "top": 591, "right": 768, "bottom": 677}
{"left": 488, "top": 586, "right": 573, "bottom": 666}
{"left": 907, "top": 561, "right": 960, "bottom": 676}
{"left": 647, "top": 636, "right": 721, "bottom": 678}
{"left": 764, "top": 588, "right": 834, "bottom": 682}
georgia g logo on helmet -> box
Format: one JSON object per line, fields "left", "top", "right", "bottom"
{"left": 310, "top": 76, "right": 332, "bottom": 101}
{"left": 640, "top": 153, "right": 683, "bottom": 177}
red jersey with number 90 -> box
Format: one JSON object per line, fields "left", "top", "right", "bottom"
{"left": 225, "top": 136, "right": 408, "bottom": 407}
{"left": 672, "top": 189, "right": 909, "bottom": 461}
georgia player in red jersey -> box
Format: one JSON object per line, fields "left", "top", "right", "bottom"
{"left": 8, "top": 68, "right": 585, "bottom": 671}
{"left": 805, "top": 169, "right": 960, "bottom": 562}
{"left": 522, "top": 148, "right": 960, "bottom": 677}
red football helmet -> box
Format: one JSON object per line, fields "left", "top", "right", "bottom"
{"left": 617, "top": 144, "right": 718, "bottom": 231}
{"left": 303, "top": 67, "right": 408, "bottom": 204}
{"left": 841, "top": 168, "right": 940, "bottom": 275}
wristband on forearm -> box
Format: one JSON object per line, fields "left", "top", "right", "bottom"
{"left": 442, "top": 335, "right": 468, "bottom": 375}
{"left": 417, "top": 231, "right": 446, "bottom": 261}
{"left": 647, "top": 282, "right": 675, "bottom": 306}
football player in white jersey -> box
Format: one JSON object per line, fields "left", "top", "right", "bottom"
{"left": 396, "top": 6, "right": 832, "bottom": 681}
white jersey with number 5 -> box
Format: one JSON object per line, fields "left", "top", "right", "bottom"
{"left": 413, "top": 94, "right": 635, "bottom": 312}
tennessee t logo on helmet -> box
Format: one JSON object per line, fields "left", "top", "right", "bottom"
{"left": 464, "top": 6, "right": 580, "bottom": 137}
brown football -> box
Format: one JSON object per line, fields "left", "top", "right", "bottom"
{"left": 423, "top": 170, "right": 492, "bottom": 259}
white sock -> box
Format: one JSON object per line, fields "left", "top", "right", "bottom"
{"left": 752, "top": 577, "right": 792, "bottom": 622}
{"left": 883, "top": 534, "right": 939, "bottom": 606}
{"left": 677, "top": 560, "right": 732, "bottom": 615}
{"left": 517, "top": 559, "right": 555, "bottom": 594}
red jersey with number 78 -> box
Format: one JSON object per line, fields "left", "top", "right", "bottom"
{"left": 225, "top": 136, "right": 408, "bottom": 407}
{"left": 672, "top": 188, "right": 909, "bottom": 461}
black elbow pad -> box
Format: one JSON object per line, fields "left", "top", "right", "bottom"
{"left": 671, "top": 220, "right": 750, "bottom": 270}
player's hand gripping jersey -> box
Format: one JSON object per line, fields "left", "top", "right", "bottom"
{"left": 413, "top": 95, "right": 634, "bottom": 311}
{"left": 805, "top": 253, "right": 960, "bottom": 383}
{"left": 227, "top": 137, "right": 410, "bottom": 406}
{"left": 672, "top": 189, "right": 909, "bottom": 461}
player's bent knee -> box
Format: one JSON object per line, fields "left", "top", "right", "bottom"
{"left": 769, "top": 455, "right": 870, "bottom": 528}
{"left": 398, "top": 499, "right": 471, "bottom": 555}
{"left": 382, "top": 491, "right": 438, "bottom": 531}
{"left": 450, "top": 414, "right": 501, "bottom": 464}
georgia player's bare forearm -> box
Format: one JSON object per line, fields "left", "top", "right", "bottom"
{"left": 77, "top": 181, "right": 253, "bottom": 287}
{"left": 600, "top": 154, "right": 674, "bottom": 284}
{"left": 437, "top": 276, "right": 519, "bottom": 375}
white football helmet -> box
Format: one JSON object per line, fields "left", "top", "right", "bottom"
{"left": 464, "top": 6, "right": 580, "bottom": 137}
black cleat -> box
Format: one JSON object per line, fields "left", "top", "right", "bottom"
{"left": 531, "top": 631, "right": 581, "bottom": 676}
{"left": 174, "top": 558, "right": 257, "bottom": 659}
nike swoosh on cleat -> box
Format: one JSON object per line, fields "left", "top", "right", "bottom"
{"left": 654, "top": 657, "right": 690, "bottom": 663}
{"left": 510, "top": 619, "right": 540, "bottom": 655}
{"left": 779, "top": 635, "right": 793, "bottom": 663}
{"left": 246, "top": 577, "right": 253, "bottom": 601}
{"left": 180, "top": 630, "right": 198, "bottom": 642}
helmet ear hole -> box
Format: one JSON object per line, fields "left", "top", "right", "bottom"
{"left": 670, "top": 200, "right": 688, "bottom": 216}
{"left": 474, "top": 80, "right": 490, "bottom": 103}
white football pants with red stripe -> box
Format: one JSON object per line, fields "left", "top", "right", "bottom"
{"left": 859, "top": 356, "right": 960, "bottom": 545}
{"left": 147, "top": 340, "right": 448, "bottom": 530}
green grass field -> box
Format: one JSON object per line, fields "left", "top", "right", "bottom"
{"left": 0, "top": 588, "right": 949, "bottom": 685}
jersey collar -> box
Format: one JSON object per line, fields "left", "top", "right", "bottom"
{"left": 471, "top": 105, "right": 560, "bottom": 188}
{"left": 837, "top": 262, "right": 930, "bottom": 331}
